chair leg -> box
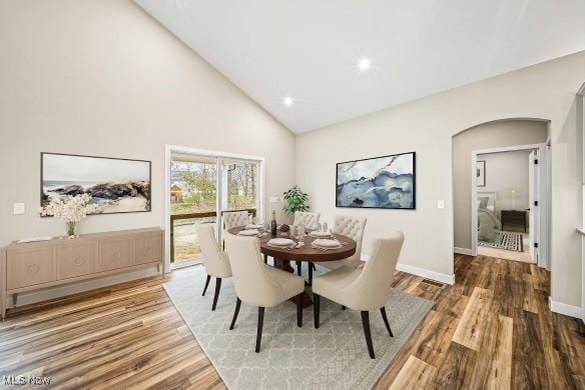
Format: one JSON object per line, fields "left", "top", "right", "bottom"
{"left": 310, "top": 263, "right": 317, "bottom": 271}
{"left": 360, "top": 311, "right": 375, "bottom": 359}
{"left": 308, "top": 263, "right": 313, "bottom": 285}
{"left": 296, "top": 261, "right": 302, "bottom": 276}
{"left": 296, "top": 293, "right": 303, "bottom": 327}
{"left": 380, "top": 306, "right": 394, "bottom": 337}
{"left": 313, "top": 293, "right": 320, "bottom": 328}
{"left": 229, "top": 298, "right": 241, "bottom": 330}
{"left": 202, "top": 274, "right": 211, "bottom": 296}
{"left": 255, "top": 307, "right": 265, "bottom": 353}
{"left": 264, "top": 254, "right": 268, "bottom": 264}
{"left": 212, "top": 278, "right": 222, "bottom": 311}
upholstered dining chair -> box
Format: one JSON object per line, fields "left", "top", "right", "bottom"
{"left": 225, "top": 235, "right": 305, "bottom": 353}
{"left": 293, "top": 211, "right": 320, "bottom": 276}
{"left": 312, "top": 233, "right": 405, "bottom": 358}
{"left": 311, "top": 215, "right": 367, "bottom": 283}
{"left": 293, "top": 211, "right": 320, "bottom": 230}
{"left": 223, "top": 210, "right": 250, "bottom": 231}
{"left": 196, "top": 224, "right": 232, "bottom": 311}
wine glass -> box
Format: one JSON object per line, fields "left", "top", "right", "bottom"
{"left": 298, "top": 225, "right": 306, "bottom": 239}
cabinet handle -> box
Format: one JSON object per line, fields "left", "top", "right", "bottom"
{"left": 73, "top": 256, "right": 84, "bottom": 266}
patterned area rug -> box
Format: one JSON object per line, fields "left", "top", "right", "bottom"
{"left": 479, "top": 231, "right": 524, "bottom": 252}
{"left": 164, "top": 265, "right": 433, "bottom": 390}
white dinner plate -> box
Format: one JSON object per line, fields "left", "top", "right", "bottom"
{"left": 238, "top": 229, "right": 259, "bottom": 236}
{"left": 268, "top": 238, "right": 294, "bottom": 246}
{"left": 309, "top": 231, "right": 331, "bottom": 238}
{"left": 246, "top": 224, "right": 264, "bottom": 229}
{"left": 312, "top": 239, "right": 341, "bottom": 248}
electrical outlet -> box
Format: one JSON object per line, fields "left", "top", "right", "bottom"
{"left": 437, "top": 200, "right": 445, "bottom": 209}
{"left": 13, "top": 203, "right": 25, "bottom": 215}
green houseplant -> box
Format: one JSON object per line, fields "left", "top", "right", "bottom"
{"left": 282, "top": 185, "right": 309, "bottom": 215}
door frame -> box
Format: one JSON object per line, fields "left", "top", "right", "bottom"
{"left": 164, "top": 145, "right": 265, "bottom": 273}
{"left": 470, "top": 143, "right": 550, "bottom": 269}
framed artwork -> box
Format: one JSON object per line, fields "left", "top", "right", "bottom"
{"left": 336, "top": 152, "right": 415, "bottom": 209}
{"left": 41, "top": 152, "right": 152, "bottom": 215}
{"left": 476, "top": 160, "right": 486, "bottom": 187}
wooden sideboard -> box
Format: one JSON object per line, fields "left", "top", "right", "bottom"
{"left": 1, "top": 227, "right": 164, "bottom": 320}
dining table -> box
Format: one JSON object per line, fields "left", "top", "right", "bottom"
{"left": 228, "top": 226, "right": 356, "bottom": 307}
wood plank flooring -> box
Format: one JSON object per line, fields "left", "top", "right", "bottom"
{"left": 1, "top": 254, "right": 584, "bottom": 389}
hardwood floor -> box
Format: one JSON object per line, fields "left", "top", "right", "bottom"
{"left": 1, "top": 254, "right": 584, "bottom": 389}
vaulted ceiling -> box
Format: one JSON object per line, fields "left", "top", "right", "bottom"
{"left": 136, "top": 0, "right": 585, "bottom": 133}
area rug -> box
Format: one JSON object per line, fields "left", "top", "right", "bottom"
{"left": 479, "top": 231, "right": 524, "bottom": 252}
{"left": 163, "top": 265, "right": 433, "bottom": 390}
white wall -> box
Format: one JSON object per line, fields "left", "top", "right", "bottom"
{"left": 478, "top": 150, "right": 531, "bottom": 218}
{"left": 0, "top": 0, "right": 295, "bottom": 248}
{"left": 453, "top": 120, "right": 547, "bottom": 249}
{"left": 296, "top": 51, "right": 585, "bottom": 308}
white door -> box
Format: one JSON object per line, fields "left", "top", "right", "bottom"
{"left": 528, "top": 150, "right": 539, "bottom": 263}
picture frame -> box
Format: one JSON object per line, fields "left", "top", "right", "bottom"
{"left": 476, "top": 160, "right": 486, "bottom": 187}
{"left": 335, "top": 151, "right": 416, "bottom": 209}
{"left": 41, "top": 152, "right": 152, "bottom": 215}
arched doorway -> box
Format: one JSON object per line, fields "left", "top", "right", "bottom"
{"left": 451, "top": 118, "right": 551, "bottom": 268}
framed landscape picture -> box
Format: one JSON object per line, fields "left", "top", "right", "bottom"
{"left": 41, "top": 153, "right": 151, "bottom": 215}
{"left": 336, "top": 152, "right": 416, "bottom": 209}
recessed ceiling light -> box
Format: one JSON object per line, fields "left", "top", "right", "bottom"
{"left": 283, "top": 96, "right": 294, "bottom": 107}
{"left": 358, "top": 58, "right": 371, "bottom": 71}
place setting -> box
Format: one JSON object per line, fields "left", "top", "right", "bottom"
{"left": 236, "top": 216, "right": 268, "bottom": 237}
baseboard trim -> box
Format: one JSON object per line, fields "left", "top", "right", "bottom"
{"left": 362, "top": 254, "right": 454, "bottom": 285}
{"left": 549, "top": 296, "right": 583, "bottom": 319}
{"left": 396, "top": 263, "right": 455, "bottom": 285}
{"left": 454, "top": 247, "right": 473, "bottom": 256}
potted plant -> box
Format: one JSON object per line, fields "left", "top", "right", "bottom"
{"left": 282, "top": 185, "right": 309, "bottom": 215}
{"left": 40, "top": 194, "right": 99, "bottom": 237}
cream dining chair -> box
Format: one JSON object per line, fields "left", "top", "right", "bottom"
{"left": 311, "top": 215, "right": 367, "bottom": 284}
{"left": 196, "top": 224, "right": 232, "bottom": 311}
{"left": 312, "top": 233, "right": 405, "bottom": 359}
{"left": 293, "top": 211, "right": 320, "bottom": 276}
{"left": 293, "top": 211, "right": 320, "bottom": 230}
{"left": 223, "top": 210, "right": 250, "bottom": 230}
{"left": 225, "top": 235, "right": 305, "bottom": 353}
{"left": 222, "top": 210, "right": 251, "bottom": 249}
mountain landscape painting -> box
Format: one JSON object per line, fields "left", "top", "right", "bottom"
{"left": 41, "top": 153, "right": 151, "bottom": 214}
{"left": 336, "top": 152, "right": 415, "bottom": 209}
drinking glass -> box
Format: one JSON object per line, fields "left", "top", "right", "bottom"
{"left": 298, "top": 225, "right": 306, "bottom": 238}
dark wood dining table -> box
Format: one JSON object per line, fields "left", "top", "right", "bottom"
{"left": 228, "top": 226, "right": 356, "bottom": 307}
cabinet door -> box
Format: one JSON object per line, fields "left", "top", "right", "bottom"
{"left": 57, "top": 241, "right": 99, "bottom": 280}
{"left": 7, "top": 247, "right": 57, "bottom": 290}
{"left": 133, "top": 232, "right": 162, "bottom": 265}
{"left": 99, "top": 238, "right": 132, "bottom": 271}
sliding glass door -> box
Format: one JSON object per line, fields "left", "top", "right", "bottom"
{"left": 218, "top": 159, "right": 260, "bottom": 232}
{"left": 168, "top": 150, "right": 262, "bottom": 268}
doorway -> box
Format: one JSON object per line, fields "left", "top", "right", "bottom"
{"left": 164, "top": 146, "right": 264, "bottom": 272}
{"left": 471, "top": 143, "right": 549, "bottom": 267}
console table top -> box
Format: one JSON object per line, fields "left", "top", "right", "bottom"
{"left": 8, "top": 227, "right": 163, "bottom": 248}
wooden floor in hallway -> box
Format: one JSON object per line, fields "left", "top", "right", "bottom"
{"left": 0, "top": 254, "right": 584, "bottom": 389}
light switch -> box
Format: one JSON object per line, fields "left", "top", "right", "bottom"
{"left": 270, "top": 196, "right": 280, "bottom": 203}
{"left": 13, "top": 203, "right": 25, "bottom": 215}
{"left": 437, "top": 200, "right": 445, "bottom": 209}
